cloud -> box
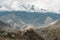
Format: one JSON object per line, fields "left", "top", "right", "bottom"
{"left": 0, "top": 6, "right": 8, "bottom": 11}
{"left": 0, "top": 0, "right": 60, "bottom": 13}
{"left": 11, "top": 1, "right": 26, "bottom": 11}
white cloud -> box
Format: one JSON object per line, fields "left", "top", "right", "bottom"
{"left": 11, "top": 1, "right": 26, "bottom": 11}
{"left": 0, "top": 0, "right": 60, "bottom": 13}
{"left": 0, "top": 6, "right": 8, "bottom": 11}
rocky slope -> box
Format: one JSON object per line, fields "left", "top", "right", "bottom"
{"left": 34, "top": 19, "right": 60, "bottom": 40}
{"left": 0, "top": 18, "right": 60, "bottom": 40}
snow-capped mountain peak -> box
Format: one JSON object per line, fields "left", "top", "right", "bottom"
{"left": 0, "top": 0, "right": 60, "bottom": 13}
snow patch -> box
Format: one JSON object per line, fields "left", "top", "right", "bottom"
{"left": 0, "top": 0, "right": 60, "bottom": 13}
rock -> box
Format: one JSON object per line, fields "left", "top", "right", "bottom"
{"left": 23, "top": 29, "right": 44, "bottom": 40}
{"left": 0, "top": 29, "right": 44, "bottom": 40}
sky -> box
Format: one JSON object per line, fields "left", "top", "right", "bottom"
{"left": 0, "top": 0, "right": 60, "bottom": 13}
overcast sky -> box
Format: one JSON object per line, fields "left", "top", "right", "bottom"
{"left": 0, "top": 0, "right": 60, "bottom": 13}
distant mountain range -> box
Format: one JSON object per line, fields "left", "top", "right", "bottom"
{"left": 0, "top": 4, "right": 60, "bottom": 13}
{"left": 0, "top": 11, "right": 60, "bottom": 32}
{"left": 0, "top": 5, "right": 48, "bottom": 12}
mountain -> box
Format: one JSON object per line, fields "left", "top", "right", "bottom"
{"left": 0, "top": 4, "right": 48, "bottom": 12}
{"left": 46, "top": 19, "right": 60, "bottom": 30}
{"left": 0, "top": 11, "right": 60, "bottom": 32}
{"left": 0, "top": 21, "right": 11, "bottom": 28}
{"left": 0, "top": 0, "right": 60, "bottom": 13}
{"left": 0, "top": 11, "right": 60, "bottom": 40}
{"left": 44, "top": 16, "right": 54, "bottom": 25}
{"left": 32, "top": 19, "right": 60, "bottom": 40}
{"left": 0, "top": 20, "right": 13, "bottom": 32}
